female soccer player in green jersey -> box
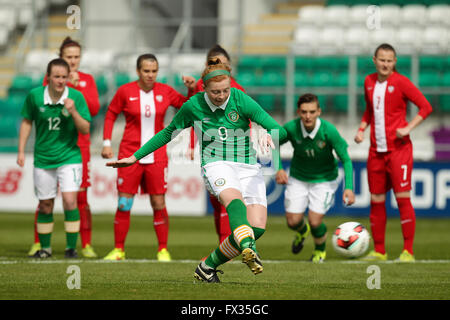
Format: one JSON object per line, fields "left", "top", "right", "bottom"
{"left": 275, "top": 93, "right": 355, "bottom": 263}
{"left": 107, "top": 60, "right": 287, "bottom": 282}
{"left": 17, "top": 58, "right": 91, "bottom": 259}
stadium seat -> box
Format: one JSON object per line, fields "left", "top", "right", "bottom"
{"left": 236, "top": 71, "right": 259, "bottom": 87}
{"left": 439, "top": 95, "right": 450, "bottom": 112}
{"left": 369, "top": 28, "right": 397, "bottom": 51}
{"left": 8, "top": 75, "right": 34, "bottom": 95}
{"left": 114, "top": 72, "right": 130, "bottom": 88}
{"left": 420, "top": 56, "right": 445, "bottom": 72}
{"left": 260, "top": 70, "right": 285, "bottom": 87}
{"left": 0, "top": 115, "right": 19, "bottom": 138}
{"left": 333, "top": 95, "right": 348, "bottom": 112}
{"left": 310, "top": 71, "right": 334, "bottom": 87}
{"left": 95, "top": 75, "right": 108, "bottom": 95}
{"left": 293, "top": 27, "right": 320, "bottom": 55}
{"left": 323, "top": 5, "right": 350, "bottom": 27}
{"left": 419, "top": 71, "right": 440, "bottom": 87}
{"left": 24, "top": 49, "right": 59, "bottom": 74}
{"left": 317, "top": 27, "right": 344, "bottom": 55}
{"left": 255, "top": 94, "right": 276, "bottom": 112}
{"left": 294, "top": 72, "right": 309, "bottom": 87}
{"left": 343, "top": 27, "right": 370, "bottom": 54}
{"left": 348, "top": 5, "right": 369, "bottom": 27}
{"left": 400, "top": 5, "right": 427, "bottom": 27}
{"left": 426, "top": 4, "right": 450, "bottom": 26}
{"left": 379, "top": 5, "right": 401, "bottom": 29}
{"left": 297, "top": 5, "right": 324, "bottom": 27}
{"left": 396, "top": 27, "right": 423, "bottom": 54}
{"left": 421, "top": 27, "right": 448, "bottom": 54}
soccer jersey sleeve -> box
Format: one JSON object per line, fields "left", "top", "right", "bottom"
{"left": 74, "top": 90, "right": 91, "bottom": 122}
{"left": 399, "top": 76, "right": 433, "bottom": 119}
{"left": 83, "top": 74, "right": 101, "bottom": 117}
{"left": 20, "top": 91, "right": 35, "bottom": 121}
{"left": 103, "top": 87, "right": 125, "bottom": 140}
{"left": 361, "top": 77, "right": 373, "bottom": 125}
{"left": 134, "top": 101, "right": 193, "bottom": 160}
{"left": 326, "top": 124, "right": 353, "bottom": 190}
{"left": 238, "top": 91, "right": 287, "bottom": 141}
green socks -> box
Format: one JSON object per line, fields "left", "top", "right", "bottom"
{"left": 311, "top": 223, "right": 327, "bottom": 251}
{"left": 37, "top": 212, "right": 54, "bottom": 249}
{"left": 64, "top": 208, "right": 80, "bottom": 249}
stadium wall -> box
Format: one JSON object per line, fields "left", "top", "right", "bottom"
{"left": 0, "top": 154, "right": 205, "bottom": 216}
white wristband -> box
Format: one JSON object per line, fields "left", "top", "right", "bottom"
{"left": 103, "top": 139, "right": 111, "bottom": 147}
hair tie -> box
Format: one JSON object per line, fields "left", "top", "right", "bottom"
{"left": 202, "top": 69, "right": 230, "bottom": 82}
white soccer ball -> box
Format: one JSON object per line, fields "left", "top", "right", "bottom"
{"left": 332, "top": 221, "right": 370, "bottom": 258}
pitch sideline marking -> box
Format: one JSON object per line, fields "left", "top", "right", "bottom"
{"left": 1, "top": 258, "right": 450, "bottom": 265}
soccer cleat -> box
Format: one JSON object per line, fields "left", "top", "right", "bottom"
{"left": 361, "top": 250, "right": 388, "bottom": 261}
{"left": 194, "top": 261, "right": 223, "bottom": 283}
{"left": 65, "top": 248, "right": 78, "bottom": 259}
{"left": 81, "top": 245, "right": 98, "bottom": 258}
{"left": 31, "top": 249, "right": 52, "bottom": 259}
{"left": 395, "top": 250, "right": 415, "bottom": 263}
{"left": 103, "top": 248, "right": 125, "bottom": 261}
{"left": 310, "top": 250, "right": 326, "bottom": 263}
{"left": 242, "top": 247, "right": 264, "bottom": 275}
{"left": 28, "top": 243, "right": 41, "bottom": 257}
{"left": 156, "top": 248, "right": 172, "bottom": 262}
{"left": 292, "top": 223, "right": 310, "bottom": 254}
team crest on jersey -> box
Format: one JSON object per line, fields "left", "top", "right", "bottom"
{"left": 79, "top": 81, "right": 87, "bottom": 88}
{"left": 61, "top": 107, "right": 70, "bottom": 117}
{"left": 156, "top": 95, "right": 163, "bottom": 102}
{"left": 388, "top": 85, "right": 395, "bottom": 93}
{"left": 39, "top": 107, "right": 45, "bottom": 113}
{"left": 317, "top": 140, "right": 326, "bottom": 149}
{"left": 214, "top": 178, "right": 226, "bottom": 187}
{"left": 118, "top": 177, "right": 123, "bottom": 185}
{"left": 228, "top": 111, "right": 239, "bottom": 122}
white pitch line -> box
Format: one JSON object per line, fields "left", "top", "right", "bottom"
{"left": 1, "top": 258, "right": 450, "bottom": 265}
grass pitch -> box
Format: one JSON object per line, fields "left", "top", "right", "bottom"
{"left": 0, "top": 212, "right": 449, "bottom": 301}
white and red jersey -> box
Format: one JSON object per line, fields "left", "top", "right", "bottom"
{"left": 361, "top": 72, "right": 432, "bottom": 152}
{"left": 103, "top": 81, "right": 187, "bottom": 163}
{"left": 44, "top": 71, "right": 100, "bottom": 147}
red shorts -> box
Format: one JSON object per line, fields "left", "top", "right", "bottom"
{"left": 79, "top": 145, "right": 91, "bottom": 189}
{"left": 117, "top": 161, "right": 168, "bottom": 195}
{"left": 367, "top": 142, "right": 413, "bottom": 194}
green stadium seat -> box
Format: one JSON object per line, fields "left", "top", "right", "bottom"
{"left": 236, "top": 71, "right": 259, "bottom": 87}
{"left": 358, "top": 94, "right": 367, "bottom": 112}
{"left": 420, "top": 56, "right": 445, "bottom": 72}
{"left": 8, "top": 75, "right": 34, "bottom": 95}
{"left": 115, "top": 73, "right": 130, "bottom": 87}
{"left": 333, "top": 95, "right": 348, "bottom": 112}
{"left": 260, "top": 71, "right": 285, "bottom": 87}
{"left": 441, "top": 73, "right": 450, "bottom": 86}
{"left": 310, "top": 72, "right": 333, "bottom": 87}
{"left": 255, "top": 94, "right": 276, "bottom": 112}
{"left": 439, "top": 95, "right": 450, "bottom": 112}
{"left": 396, "top": 56, "right": 411, "bottom": 74}
{"left": 335, "top": 73, "right": 349, "bottom": 87}
{"left": 357, "top": 57, "right": 373, "bottom": 73}
{"left": 95, "top": 75, "right": 108, "bottom": 95}
{"left": 294, "top": 72, "right": 309, "bottom": 87}
{"left": 237, "top": 55, "right": 263, "bottom": 71}
{"left": 295, "top": 56, "right": 314, "bottom": 72}
{"left": 0, "top": 116, "right": 19, "bottom": 138}
{"left": 419, "top": 71, "right": 440, "bottom": 87}
{"left": 260, "top": 56, "right": 286, "bottom": 69}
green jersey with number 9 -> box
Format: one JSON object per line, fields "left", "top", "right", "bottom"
{"left": 134, "top": 88, "right": 287, "bottom": 166}
{"left": 21, "top": 86, "right": 91, "bottom": 169}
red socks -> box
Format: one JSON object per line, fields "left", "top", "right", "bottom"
{"left": 78, "top": 190, "right": 92, "bottom": 248}
{"left": 210, "top": 194, "right": 231, "bottom": 243}
{"left": 114, "top": 209, "right": 130, "bottom": 250}
{"left": 370, "top": 198, "right": 415, "bottom": 255}
{"left": 153, "top": 208, "right": 169, "bottom": 251}
{"left": 370, "top": 201, "right": 387, "bottom": 255}
{"left": 397, "top": 197, "right": 416, "bottom": 254}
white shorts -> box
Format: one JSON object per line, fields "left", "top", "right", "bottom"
{"left": 284, "top": 176, "right": 339, "bottom": 215}
{"left": 202, "top": 161, "right": 267, "bottom": 207}
{"left": 33, "top": 163, "right": 82, "bottom": 200}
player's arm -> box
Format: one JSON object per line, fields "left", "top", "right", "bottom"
{"left": 84, "top": 74, "right": 101, "bottom": 117}
{"left": 274, "top": 123, "right": 291, "bottom": 185}
{"left": 102, "top": 89, "right": 123, "bottom": 159}
{"left": 65, "top": 98, "right": 90, "bottom": 134}
{"left": 354, "top": 79, "right": 372, "bottom": 144}
{"left": 17, "top": 118, "right": 32, "bottom": 167}
{"left": 107, "top": 102, "right": 193, "bottom": 168}
{"left": 396, "top": 78, "right": 433, "bottom": 138}
{"left": 329, "top": 126, "right": 355, "bottom": 206}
